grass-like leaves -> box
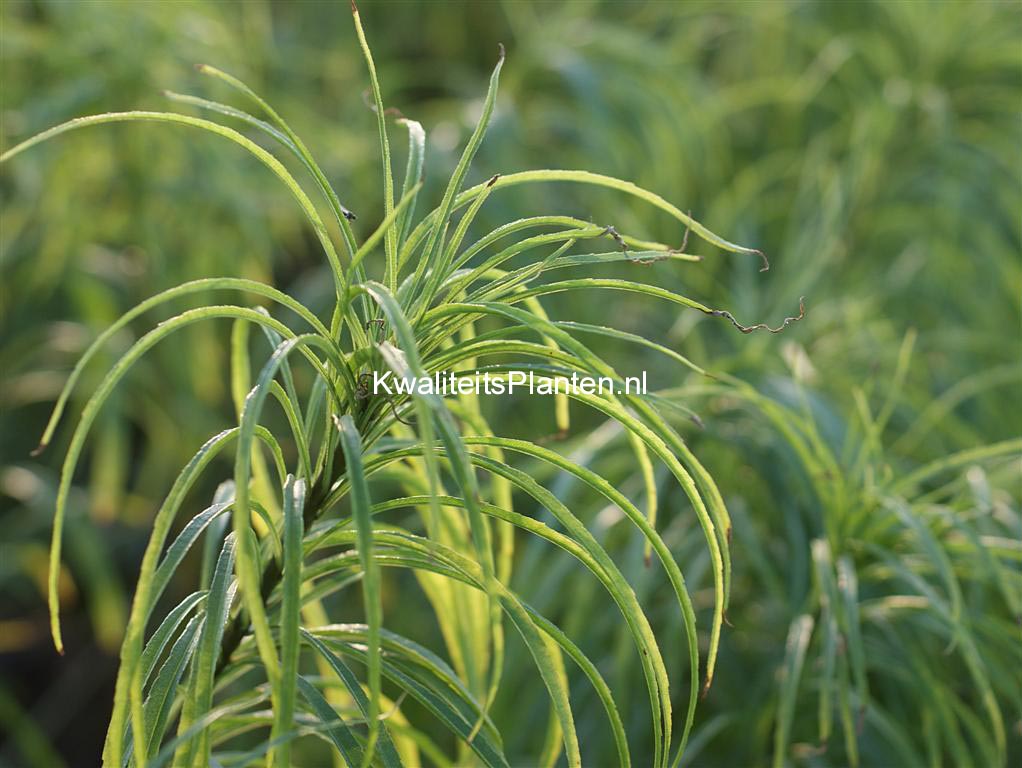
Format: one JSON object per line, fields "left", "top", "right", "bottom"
{"left": 1, "top": 7, "right": 819, "bottom": 767}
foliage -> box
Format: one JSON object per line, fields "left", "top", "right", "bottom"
{"left": 2, "top": 5, "right": 792, "bottom": 766}
{"left": 1, "top": 1, "right": 1019, "bottom": 766}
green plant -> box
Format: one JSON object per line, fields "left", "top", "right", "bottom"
{"left": 664, "top": 362, "right": 1021, "bottom": 766}
{"left": 0, "top": 6, "right": 809, "bottom": 767}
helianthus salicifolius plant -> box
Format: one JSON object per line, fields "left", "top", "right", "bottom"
{"left": 0, "top": 5, "right": 803, "bottom": 766}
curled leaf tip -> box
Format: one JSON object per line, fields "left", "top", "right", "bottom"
{"left": 709, "top": 296, "right": 805, "bottom": 334}
{"left": 497, "top": 42, "right": 506, "bottom": 61}
{"left": 30, "top": 442, "right": 48, "bottom": 457}
{"left": 755, "top": 248, "right": 770, "bottom": 271}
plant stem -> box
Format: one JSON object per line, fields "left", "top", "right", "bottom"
{"left": 215, "top": 451, "right": 344, "bottom": 675}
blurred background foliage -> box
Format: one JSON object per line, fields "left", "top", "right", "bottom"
{"left": 1, "top": 0, "right": 1019, "bottom": 765}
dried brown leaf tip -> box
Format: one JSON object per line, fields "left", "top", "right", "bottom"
{"left": 711, "top": 296, "right": 806, "bottom": 334}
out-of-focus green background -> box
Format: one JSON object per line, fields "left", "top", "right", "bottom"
{"left": 2, "top": 1, "right": 1019, "bottom": 765}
